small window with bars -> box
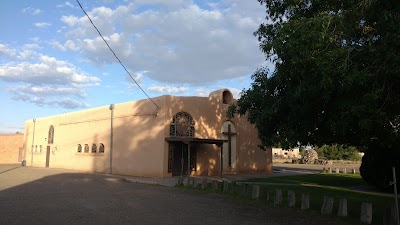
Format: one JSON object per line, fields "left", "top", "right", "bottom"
{"left": 84, "top": 144, "right": 89, "bottom": 153}
{"left": 92, "top": 144, "right": 97, "bottom": 153}
{"left": 99, "top": 143, "right": 105, "bottom": 153}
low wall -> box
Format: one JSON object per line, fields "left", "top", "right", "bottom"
{"left": 0, "top": 134, "right": 24, "bottom": 164}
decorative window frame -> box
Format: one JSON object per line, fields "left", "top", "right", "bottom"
{"left": 169, "top": 112, "right": 195, "bottom": 137}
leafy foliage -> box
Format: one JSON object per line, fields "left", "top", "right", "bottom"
{"left": 229, "top": 0, "right": 400, "bottom": 190}
{"left": 316, "top": 144, "right": 361, "bottom": 161}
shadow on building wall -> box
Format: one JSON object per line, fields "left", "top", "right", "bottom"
{"left": 23, "top": 91, "right": 271, "bottom": 178}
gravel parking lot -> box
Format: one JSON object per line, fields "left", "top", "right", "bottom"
{"left": 0, "top": 165, "right": 348, "bottom": 225}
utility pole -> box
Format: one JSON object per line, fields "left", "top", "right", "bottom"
{"left": 109, "top": 104, "right": 114, "bottom": 174}
{"left": 31, "top": 119, "right": 36, "bottom": 166}
{"left": 391, "top": 167, "right": 400, "bottom": 225}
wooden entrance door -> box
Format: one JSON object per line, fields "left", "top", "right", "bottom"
{"left": 172, "top": 143, "right": 188, "bottom": 176}
{"left": 46, "top": 146, "right": 50, "bottom": 167}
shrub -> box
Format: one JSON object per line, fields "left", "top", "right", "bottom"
{"left": 315, "top": 144, "right": 361, "bottom": 161}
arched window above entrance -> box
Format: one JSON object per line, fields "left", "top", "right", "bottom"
{"left": 48, "top": 125, "right": 54, "bottom": 144}
{"left": 170, "top": 112, "right": 195, "bottom": 137}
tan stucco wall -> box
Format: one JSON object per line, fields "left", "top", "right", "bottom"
{"left": 23, "top": 89, "right": 272, "bottom": 177}
{"left": 0, "top": 134, "right": 23, "bottom": 164}
{"left": 24, "top": 96, "right": 165, "bottom": 177}
{"left": 164, "top": 89, "right": 272, "bottom": 175}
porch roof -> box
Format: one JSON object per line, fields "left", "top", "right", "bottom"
{"left": 165, "top": 137, "right": 225, "bottom": 147}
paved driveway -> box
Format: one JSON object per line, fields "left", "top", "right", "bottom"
{"left": 0, "top": 166, "right": 347, "bottom": 225}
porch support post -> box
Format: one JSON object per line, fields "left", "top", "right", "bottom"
{"left": 220, "top": 144, "right": 223, "bottom": 178}
{"left": 187, "top": 143, "right": 191, "bottom": 177}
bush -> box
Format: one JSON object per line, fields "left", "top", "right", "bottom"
{"left": 315, "top": 144, "right": 361, "bottom": 161}
{"left": 360, "top": 142, "right": 400, "bottom": 191}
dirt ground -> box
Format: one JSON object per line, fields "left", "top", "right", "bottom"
{"left": 0, "top": 165, "right": 349, "bottom": 225}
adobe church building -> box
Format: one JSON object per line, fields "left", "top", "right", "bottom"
{"left": 22, "top": 89, "right": 272, "bottom": 178}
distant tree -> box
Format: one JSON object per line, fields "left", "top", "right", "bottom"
{"left": 316, "top": 144, "right": 361, "bottom": 161}
{"left": 229, "top": 0, "right": 400, "bottom": 190}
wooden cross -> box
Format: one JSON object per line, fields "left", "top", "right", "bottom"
{"left": 222, "top": 124, "right": 236, "bottom": 166}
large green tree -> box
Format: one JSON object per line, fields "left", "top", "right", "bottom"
{"left": 229, "top": 0, "right": 400, "bottom": 190}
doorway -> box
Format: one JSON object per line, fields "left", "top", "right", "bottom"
{"left": 172, "top": 143, "right": 188, "bottom": 176}
{"left": 169, "top": 142, "right": 197, "bottom": 176}
{"left": 46, "top": 146, "right": 50, "bottom": 167}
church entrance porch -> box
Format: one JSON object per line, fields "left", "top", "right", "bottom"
{"left": 169, "top": 142, "right": 197, "bottom": 176}
{"left": 166, "top": 137, "right": 224, "bottom": 177}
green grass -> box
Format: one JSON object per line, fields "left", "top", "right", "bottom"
{"left": 251, "top": 183, "right": 394, "bottom": 225}
{"left": 178, "top": 174, "right": 398, "bottom": 225}
{"left": 246, "top": 173, "right": 367, "bottom": 186}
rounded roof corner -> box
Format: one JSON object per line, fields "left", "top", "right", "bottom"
{"left": 208, "top": 88, "right": 231, "bottom": 98}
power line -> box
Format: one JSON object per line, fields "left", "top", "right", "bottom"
{"left": 75, "top": 0, "right": 160, "bottom": 109}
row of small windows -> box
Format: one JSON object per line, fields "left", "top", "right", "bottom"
{"left": 32, "top": 145, "right": 42, "bottom": 153}
{"left": 77, "top": 144, "right": 105, "bottom": 153}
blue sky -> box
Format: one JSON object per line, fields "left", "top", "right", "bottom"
{"left": 0, "top": 0, "right": 270, "bottom": 134}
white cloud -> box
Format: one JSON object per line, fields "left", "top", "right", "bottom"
{"left": 24, "top": 44, "right": 40, "bottom": 49}
{"left": 65, "top": 1, "right": 74, "bottom": 8}
{"left": 34, "top": 22, "right": 52, "bottom": 27}
{"left": 9, "top": 89, "right": 90, "bottom": 109}
{"left": 0, "top": 44, "right": 17, "bottom": 58}
{"left": 50, "top": 41, "right": 66, "bottom": 51}
{"left": 64, "top": 40, "right": 79, "bottom": 51}
{"left": 59, "top": 1, "right": 267, "bottom": 85}
{"left": 61, "top": 15, "right": 79, "bottom": 26}
{"left": 225, "top": 87, "right": 241, "bottom": 99}
{"left": 0, "top": 44, "right": 37, "bottom": 61}
{"left": 148, "top": 85, "right": 188, "bottom": 94}
{"left": 50, "top": 40, "right": 79, "bottom": 51}
{"left": 9, "top": 86, "right": 86, "bottom": 99}
{"left": 16, "top": 50, "right": 35, "bottom": 60}
{"left": 57, "top": 1, "right": 75, "bottom": 8}
{"left": 123, "top": 72, "right": 145, "bottom": 89}
{"left": 29, "top": 37, "right": 40, "bottom": 42}
{"left": 22, "top": 7, "right": 42, "bottom": 15}
{"left": 0, "top": 47, "right": 100, "bottom": 109}
{"left": 0, "top": 54, "right": 100, "bottom": 85}
{"left": 193, "top": 88, "right": 211, "bottom": 97}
